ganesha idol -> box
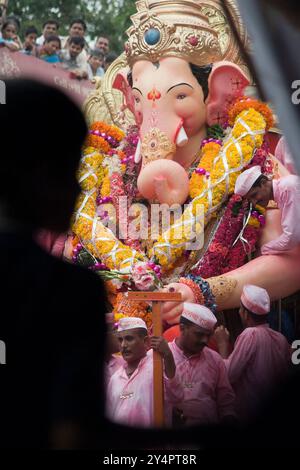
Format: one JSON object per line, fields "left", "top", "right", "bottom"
{"left": 70, "top": 0, "right": 300, "bottom": 326}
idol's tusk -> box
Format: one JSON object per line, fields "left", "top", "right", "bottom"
{"left": 134, "top": 138, "right": 142, "bottom": 164}
{"left": 176, "top": 126, "right": 188, "bottom": 147}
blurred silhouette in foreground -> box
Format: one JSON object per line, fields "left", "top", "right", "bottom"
{"left": 0, "top": 79, "right": 107, "bottom": 449}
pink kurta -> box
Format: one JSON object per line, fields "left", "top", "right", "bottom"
{"left": 225, "top": 324, "right": 291, "bottom": 421}
{"left": 275, "top": 137, "right": 297, "bottom": 175}
{"left": 168, "top": 340, "right": 236, "bottom": 426}
{"left": 261, "top": 175, "right": 300, "bottom": 255}
{"left": 106, "top": 350, "right": 183, "bottom": 428}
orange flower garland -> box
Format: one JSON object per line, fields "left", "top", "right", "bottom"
{"left": 228, "top": 97, "right": 274, "bottom": 130}
{"left": 89, "top": 122, "right": 125, "bottom": 141}
{"left": 85, "top": 134, "right": 111, "bottom": 153}
{"left": 113, "top": 293, "right": 152, "bottom": 329}
{"left": 85, "top": 121, "right": 125, "bottom": 153}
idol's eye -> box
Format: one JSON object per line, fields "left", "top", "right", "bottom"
{"left": 135, "top": 96, "right": 141, "bottom": 104}
{"left": 177, "top": 94, "right": 187, "bottom": 100}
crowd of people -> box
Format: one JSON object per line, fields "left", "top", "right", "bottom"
{"left": 0, "top": 16, "right": 118, "bottom": 80}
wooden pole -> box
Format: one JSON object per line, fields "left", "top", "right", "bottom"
{"left": 152, "top": 300, "right": 164, "bottom": 427}
{"left": 127, "top": 291, "right": 182, "bottom": 427}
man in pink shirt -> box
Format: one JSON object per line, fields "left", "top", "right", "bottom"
{"left": 275, "top": 136, "right": 298, "bottom": 175}
{"left": 168, "top": 303, "right": 236, "bottom": 427}
{"left": 235, "top": 165, "right": 300, "bottom": 254}
{"left": 214, "top": 284, "right": 291, "bottom": 423}
{"left": 106, "top": 317, "right": 183, "bottom": 428}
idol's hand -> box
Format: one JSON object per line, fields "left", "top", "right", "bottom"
{"left": 161, "top": 282, "right": 195, "bottom": 325}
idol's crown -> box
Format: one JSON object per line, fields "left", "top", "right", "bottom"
{"left": 125, "top": 0, "right": 222, "bottom": 67}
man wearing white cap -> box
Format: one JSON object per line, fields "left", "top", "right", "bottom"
{"left": 214, "top": 284, "right": 291, "bottom": 422}
{"left": 168, "top": 303, "right": 236, "bottom": 426}
{"left": 106, "top": 317, "right": 183, "bottom": 428}
{"left": 235, "top": 166, "right": 300, "bottom": 254}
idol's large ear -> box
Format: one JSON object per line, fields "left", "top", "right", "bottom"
{"left": 112, "top": 67, "right": 135, "bottom": 115}
{"left": 206, "top": 61, "right": 250, "bottom": 126}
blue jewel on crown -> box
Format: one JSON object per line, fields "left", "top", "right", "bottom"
{"left": 144, "top": 28, "right": 161, "bottom": 46}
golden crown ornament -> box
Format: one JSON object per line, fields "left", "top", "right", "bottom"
{"left": 125, "top": 0, "right": 223, "bottom": 67}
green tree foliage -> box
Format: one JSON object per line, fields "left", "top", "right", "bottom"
{"left": 8, "top": 0, "right": 136, "bottom": 53}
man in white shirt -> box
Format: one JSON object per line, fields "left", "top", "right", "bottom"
{"left": 36, "top": 19, "right": 59, "bottom": 46}
{"left": 60, "top": 19, "right": 89, "bottom": 72}
{"left": 95, "top": 35, "right": 110, "bottom": 54}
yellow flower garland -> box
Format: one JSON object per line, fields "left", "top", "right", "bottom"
{"left": 72, "top": 189, "right": 146, "bottom": 270}
{"left": 77, "top": 147, "right": 105, "bottom": 192}
{"left": 248, "top": 203, "right": 266, "bottom": 228}
{"left": 73, "top": 141, "right": 146, "bottom": 270}
{"left": 150, "top": 107, "right": 267, "bottom": 267}
{"left": 100, "top": 174, "right": 111, "bottom": 197}
{"left": 189, "top": 142, "right": 220, "bottom": 199}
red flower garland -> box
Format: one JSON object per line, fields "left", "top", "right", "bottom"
{"left": 193, "top": 195, "right": 248, "bottom": 278}
{"left": 221, "top": 224, "right": 258, "bottom": 274}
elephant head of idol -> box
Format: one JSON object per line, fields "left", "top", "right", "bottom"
{"left": 113, "top": 0, "right": 250, "bottom": 205}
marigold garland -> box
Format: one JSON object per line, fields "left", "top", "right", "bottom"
{"left": 89, "top": 121, "right": 125, "bottom": 141}
{"left": 77, "top": 149, "right": 105, "bottom": 192}
{"left": 73, "top": 191, "right": 146, "bottom": 270}
{"left": 73, "top": 124, "right": 147, "bottom": 271}
{"left": 84, "top": 122, "right": 125, "bottom": 153}
{"left": 112, "top": 293, "right": 152, "bottom": 329}
{"left": 189, "top": 142, "right": 220, "bottom": 199}
{"left": 150, "top": 106, "right": 268, "bottom": 268}
{"left": 100, "top": 174, "right": 111, "bottom": 197}
{"left": 85, "top": 135, "right": 111, "bottom": 153}
{"left": 228, "top": 97, "right": 274, "bottom": 130}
